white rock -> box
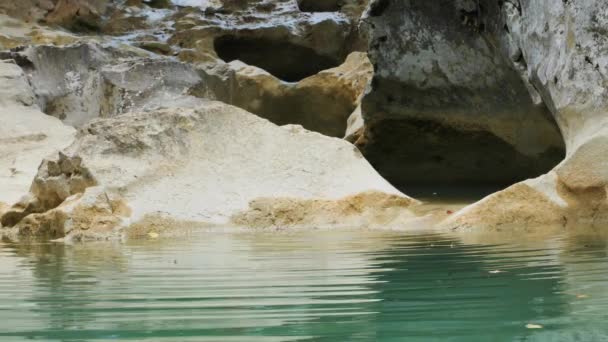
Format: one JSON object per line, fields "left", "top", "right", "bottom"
{"left": 0, "top": 60, "right": 75, "bottom": 207}
{"left": 2, "top": 101, "right": 416, "bottom": 237}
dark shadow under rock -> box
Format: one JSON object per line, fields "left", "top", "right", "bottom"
{"left": 358, "top": 0, "right": 566, "bottom": 194}
{"left": 214, "top": 35, "right": 342, "bottom": 82}
{"left": 297, "top": 0, "right": 342, "bottom": 12}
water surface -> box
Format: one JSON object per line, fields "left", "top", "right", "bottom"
{"left": 1, "top": 229, "right": 607, "bottom": 341}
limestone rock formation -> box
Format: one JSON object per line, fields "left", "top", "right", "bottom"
{"left": 0, "top": 60, "right": 75, "bottom": 209}
{"left": 1, "top": 0, "right": 375, "bottom": 137}
{"left": 2, "top": 40, "right": 371, "bottom": 138}
{"left": 359, "top": 0, "right": 565, "bottom": 189}
{"left": 169, "top": 0, "right": 365, "bottom": 70}
{"left": 0, "top": 13, "right": 83, "bottom": 50}
{"left": 1, "top": 102, "right": 415, "bottom": 239}
{"left": 2, "top": 43, "right": 203, "bottom": 127}
{"left": 166, "top": 0, "right": 372, "bottom": 136}
{"left": 0, "top": 0, "right": 108, "bottom": 29}
{"left": 193, "top": 51, "right": 373, "bottom": 137}
{"left": 3, "top": 0, "right": 605, "bottom": 237}
{"left": 443, "top": 0, "right": 608, "bottom": 231}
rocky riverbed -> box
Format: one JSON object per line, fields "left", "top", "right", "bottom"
{"left": 0, "top": 0, "right": 607, "bottom": 240}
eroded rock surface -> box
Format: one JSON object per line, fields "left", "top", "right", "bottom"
{"left": 1, "top": 0, "right": 375, "bottom": 138}
{"left": 442, "top": 0, "right": 608, "bottom": 231}
{"left": 0, "top": 60, "right": 75, "bottom": 209}
{"left": 1, "top": 102, "right": 416, "bottom": 239}
{"left": 3, "top": 0, "right": 606, "bottom": 237}
{"left": 359, "top": 0, "right": 566, "bottom": 188}
{"left": 0, "top": 0, "right": 108, "bottom": 29}
{"left": 191, "top": 51, "right": 373, "bottom": 137}
{"left": 1, "top": 43, "right": 205, "bottom": 127}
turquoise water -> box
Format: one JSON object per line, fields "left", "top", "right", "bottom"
{"left": 1, "top": 230, "right": 607, "bottom": 341}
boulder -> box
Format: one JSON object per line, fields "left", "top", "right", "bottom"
{"left": 169, "top": 0, "right": 363, "bottom": 80}
{"left": 359, "top": 0, "right": 565, "bottom": 188}
{"left": 4, "top": 43, "right": 202, "bottom": 127}
{"left": 444, "top": 0, "right": 608, "bottom": 230}
{"left": 0, "top": 0, "right": 57, "bottom": 23}
{"left": 191, "top": 51, "right": 372, "bottom": 137}
{"left": 0, "top": 0, "right": 109, "bottom": 29}
{"left": 44, "top": 0, "right": 109, "bottom": 30}
{"left": 0, "top": 60, "right": 75, "bottom": 209}
{"left": 1, "top": 101, "right": 416, "bottom": 239}
{"left": 0, "top": 14, "right": 83, "bottom": 49}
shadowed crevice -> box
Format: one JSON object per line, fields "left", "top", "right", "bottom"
{"left": 214, "top": 35, "right": 341, "bottom": 82}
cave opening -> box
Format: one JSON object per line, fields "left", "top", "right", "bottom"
{"left": 358, "top": 116, "right": 566, "bottom": 203}
{"left": 297, "top": 0, "right": 342, "bottom": 12}
{"left": 357, "top": 0, "right": 569, "bottom": 204}
{"left": 214, "top": 35, "right": 342, "bottom": 82}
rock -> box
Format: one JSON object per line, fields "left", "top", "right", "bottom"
{"left": 169, "top": 0, "right": 360, "bottom": 81}
{"left": 345, "top": 104, "right": 364, "bottom": 142}
{"left": 135, "top": 41, "right": 173, "bottom": 55}
{"left": 1, "top": 102, "right": 415, "bottom": 238}
{"left": 0, "top": 0, "right": 108, "bottom": 30}
{"left": 15, "top": 43, "right": 120, "bottom": 127}
{"left": 0, "top": 60, "right": 76, "bottom": 210}
{"left": 100, "top": 11, "right": 149, "bottom": 35}
{"left": 232, "top": 191, "right": 417, "bottom": 229}
{"left": 14, "top": 186, "right": 129, "bottom": 239}
{"left": 144, "top": 0, "right": 172, "bottom": 9}
{"left": 3, "top": 0, "right": 374, "bottom": 137}
{"left": 0, "top": 0, "right": 56, "bottom": 23}
{"left": 3, "top": 43, "right": 202, "bottom": 127}
{"left": 0, "top": 14, "right": 83, "bottom": 48}
{"left": 359, "top": 0, "right": 565, "bottom": 188}
{"left": 443, "top": 0, "right": 608, "bottom": 230}
{"left": 0, "top": 34, "right": 25, "bottom": 50}
{"left": 192, "top": 51, "right": 373, "bottom": 137}
{"left": 44, "top": 0, "right": 109, "bottom": 31}
{"left": 5, "top": 41, "right": 369, "bottom": 139}
{"left": 27, "top": 28, "right": 81, "bottom": 45}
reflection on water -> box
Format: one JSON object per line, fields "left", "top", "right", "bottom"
{"left": 0, "top": 229, "right": 607, "bottom": 341}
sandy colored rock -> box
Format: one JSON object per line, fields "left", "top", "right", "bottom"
{"left": 195, "top": 51, "right": 373, "bottom": 137}
{"left": 14, "top": 186, "right": 130, "bottom": 239}
{"left": 0, "top": 0, "right": 57, "bottom": 23}
{"left": 0, "top": 14, "right": 83, "bottom": 48}
{"left": 232, "top": 191, "right": 418, "bottom": 229}
{"left": 45, "top": 0, "right": 109, "bottom": 30}
{"left": 1, "top": 101, "right": 414, "bottom": 238}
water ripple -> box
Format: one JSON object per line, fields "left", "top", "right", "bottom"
{"left": 0, "top": 230, "right": 607, "bottom": 341}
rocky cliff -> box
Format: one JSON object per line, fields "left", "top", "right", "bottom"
{"left": 360, "top": 0, "right": 608, "bottom": 231}
{"left": 358, "top": 0, "right": 565, "bottom": 188}
{"left": 0, "top": 0, "right": 420, "bottom": 240}
{"left": 1, "top": 0, "right": 607, "bottom": 239}
{"left": 443, "top": 0, "right": 608, "bottom": 231}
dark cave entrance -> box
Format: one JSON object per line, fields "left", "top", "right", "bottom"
{"left": 214, "top": 35, "right": 342, "bottom": 82}
{"left": 357, "top": 116, "right": 566, "bottom": 203}
{"left": 357, "top": 0, "right": 570, "bottom": 203}
{"left": 297, "top": 0, "right": 342, "bottom": 12}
